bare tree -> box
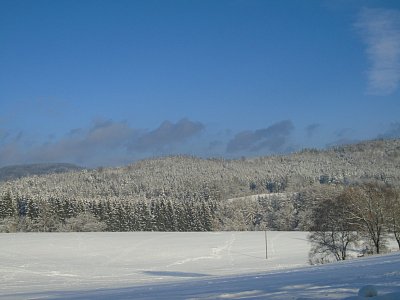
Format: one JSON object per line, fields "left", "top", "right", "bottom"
{"left": 63, "top": 212, "right": 107, "bottom": 232}
{"left": 385, "top": 187, "right": 400, "bottom": 249}
{"left": 346, "top": 182, "right": 391, "bottom": 254}
{"left": 296, "top": 184, "right": 342, "bottom": 231}
{"left": 308, "top": 193, "right": 358, "bottom": 263}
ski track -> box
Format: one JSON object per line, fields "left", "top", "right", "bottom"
{"left": 166, "top": 232, "right": 236, "bottom": 268}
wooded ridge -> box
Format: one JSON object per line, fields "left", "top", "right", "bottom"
{"left": 0, "top": 138, "right": 399, "bottom": 233}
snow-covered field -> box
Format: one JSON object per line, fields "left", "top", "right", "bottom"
{"left": 0, "top": 232, "right": 399, "bottom": 299}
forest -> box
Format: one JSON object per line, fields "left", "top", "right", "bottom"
{"left": 1, "top": 139, "right": 400, "bottom": 258}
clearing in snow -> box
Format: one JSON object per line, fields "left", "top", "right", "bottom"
{"left": 0, "top": 232, "right": 399, "bottom": 299}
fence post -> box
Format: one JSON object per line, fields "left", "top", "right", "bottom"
{"left": 265, "top": 230, "right": 268, "bottom": 259}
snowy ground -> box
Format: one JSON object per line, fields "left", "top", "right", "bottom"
{"left": 0, "top": 232, "right": 399, "bottom": 299}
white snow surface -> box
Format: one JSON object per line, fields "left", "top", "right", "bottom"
{"left": 0, "top": 231, "right": 399, "bottom": 299}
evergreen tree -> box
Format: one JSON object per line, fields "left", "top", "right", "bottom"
{"left": 165, "top": 199, "right": 177, "bottom": 231}
{"left": 137, "top": 200, "right": 151, "bottom": 231}
{"left": 200, "top": 200, "right": 213, "bottom": 231}
{"left": 174, "top": 202, "right": 187, "bottom": 232}
{"left": 26, "top": 198, "right": 40, "bottom": 220}
{"left": 0, "top": 191, "right": 16, "bottom": 219}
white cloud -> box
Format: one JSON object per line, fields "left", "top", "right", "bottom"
{"left": 356, "top": 8, "right": 400, "bottom": 95}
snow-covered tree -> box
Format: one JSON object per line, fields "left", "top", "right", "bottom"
{"left": 308, "top": 193, "right": 359, "bottom": 262}
{"left": 384, "top": 186, "right": 400, "bottom": 249}
{"left": 63, "top": 212, "right": 106, "bottom": 232}
{"left": 0, "top": 191, "right": 16, "bottom": 219}
{"left": 346, "top": 182, "right": 391, "bottom": 254}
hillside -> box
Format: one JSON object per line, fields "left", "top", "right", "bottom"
{"left": 1, "top": 139, "right": 399, "bottom": 200}
{"left": 0, "top": 139, "right": 399, "bottom": 232}
{"left": 0, "top": 163, "right": 83, "bottom": 182}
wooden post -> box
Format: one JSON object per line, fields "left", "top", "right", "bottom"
{"left": 265, "top": 230, "right": 268, "bottom": 259}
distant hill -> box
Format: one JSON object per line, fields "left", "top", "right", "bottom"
{"left": 1, "top": 138, "right": 399, "bottom": 199}
{"left": 0, "top": 138, "right": 399, "bottom": 232}
{"left": 0, "top": 163, "right": 84, "bottom": 182}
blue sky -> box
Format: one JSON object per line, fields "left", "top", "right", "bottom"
{"left": 1, "top": 0, "right": 400, "bottom": 167}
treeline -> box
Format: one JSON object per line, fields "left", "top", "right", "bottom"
{"left": 0, "top": 190, "right": 296, "bottom": 233}
{"left": 0, "top": 139, "right": 399, "bottom": 234}
{"left": 0, "top": 194, "right": 218, "bottom": 232}
{"left": 1, "top": 180, "right": 399, "bottom": 241}
{"left": 1, "top": 139, "right": 399, "bottom": 207}
{"left": 307, "top": 182, "right": 400, "bottom": 264}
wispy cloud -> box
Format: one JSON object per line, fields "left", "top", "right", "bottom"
{"left": 355, "top": 8, "right": 400, "bottom": 95}
{"left": 326, "top": 127, "right": 358, "bottom": 148}
{"left": 305, "top": 123, "right": 320, "bottom": 138}
{"left": 29, "top": 119, "right": 137, "bottom": 165}
{"left": 129, "top": 118, "right": 204, "bottom": 152}
{"left": 377, "top": 122, "right": 400, "bottom": 139}
{"left": 226, "top": 120, "right": 294, "bottom": 153}
{"left": 0, "top": 128, "right": 9, "bottom": 142}
{"left": 0, "top": 118, "right": 205, "bottom": 167}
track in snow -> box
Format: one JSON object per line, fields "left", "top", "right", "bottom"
{"left": 0, "top": 232, "right": 399, "bottom": 299}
